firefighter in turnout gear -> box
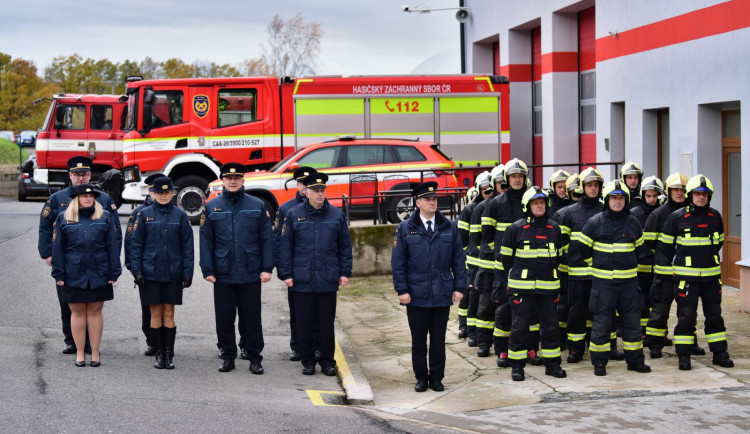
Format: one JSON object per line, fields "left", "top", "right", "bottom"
{"left": 456, "top": 171, "right": 491, "bottom": 339}
{"left": 548, "top": 170, "right": 571, "bottom": 216}
{"left": 620, "top": 161, "right": 644, "bottom": 210}
{"left": 574, "top": 180, "right": 651, "bottom": 376}
{"left": 656, "top": 175, "right": 733, "bottom": 370}
{"left": 502, "top": 187, "right": 566, "bottom": 381}
{"left": 549, "top": 172, "right": 581, "bottom": 344}
{"left": 644, "top": 173, "right": 705, "bottom": 358}
{"left": 466, "top": 165, "right": 505, "bottom": 347}
{"left": 479, "top": 158, "right": 529, "bottom": 365}
{"left": 554, "top": 167, "right": 605, "bottom": 363}
{"left": 630, "top": 175, "right": 664, "bottom": 336}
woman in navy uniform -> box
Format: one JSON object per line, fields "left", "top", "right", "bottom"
{"left": 51, "top": 184, "right": 121, "bottom": 367}
{"left": 391, "top": 181, "right": 466, "bottom": 392}
{"left": 131, "top": 177, "right": 194, "bottom": 369}
{"left": 278, "top": 172, "right": 353, "bottom": 376}
{"left": 200, "top": 163, "right": 274, "bottom": 374}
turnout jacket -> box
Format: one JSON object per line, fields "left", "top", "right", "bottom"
{"left": 573, "top": 208, "right": 648, "bottom": 285}
{"left": 39, "top": 185, "right": 122, "bottom": 260}
{"left": 124, "top": 195, "right": 153, "bottom": 271}
{"left": 458, "top": 195, "right": 482, "bottom": 251}
{"left": 51, "top": 207, "right": 122, "bottom": 288}
{"left": 199, "top": 187, "right": 273, "bottom": 284}
{"left": 480, "top": 188, "right": 526, "bottom": 281}
{"left": 548, "top": 193, "right": 568, "bottom": 217}
{"left": 500, "top": 216, "right": 563, "bottom": 294}
{"left": 643, "top": 198, "right": 686, "bottom": 278}
{"left": 130, "top": 201, "right": 194, "bottom": 283}
{"left": 630, "top": 201, "right": 659, "bottom": 276}
{"left": 278, "top": 199, "right": 353, "bottom": 292}
{"left": 465, "top": 197, "right": 492, "bottom": 274}
{"left": 391, "top": 210, "right": 467, "bottom": 308}
{"left": 655, "top": 204, "right": 724, "bottom": 282}
{"left": 554, "top": 196, "right": 602, "bottom": 280}
{"left": 273, "top": 192, "right": 305, "bottom": 269}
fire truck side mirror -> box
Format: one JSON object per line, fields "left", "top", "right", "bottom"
{"left": 54, "top": 106, "right": 65, "bottom": 137}
{"left": 141, "top": 89, "right": 155, "bottom": 134}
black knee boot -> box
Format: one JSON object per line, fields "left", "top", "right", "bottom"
{"left": 164, "top": 327, "right": 176, "bottom": 369}
{"left": 151, "top": 327, "right": 165, "bottom": 369}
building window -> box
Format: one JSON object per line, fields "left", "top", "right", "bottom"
{"left": 580, "top": 70, "right": 596, "bottom": 133}
{"left": 533, "top": 81, "right": 542, "bottom": 135}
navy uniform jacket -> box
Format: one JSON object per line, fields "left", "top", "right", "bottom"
{"left": 124, "top": 195, "right": 153, "bottom": 271}
{"left": 130, "top": 202, "right": 194, "bottom": 283}
{"left": 278, "top": 199, "right": 353, "bottom": 292}
{"left": 273, "top": 192, "right": 305, "bottom": 269}
{"left": 199, "top": 187, "right": 273, "bottom": 284}
{"left": 51, "top": 207, "right": 122, "bottom": 288}
{"left": 39, "top": 185, "right": 122, "bottom": 260}
{"left": 391, "top": 210, "right": 467, "bottom": 308}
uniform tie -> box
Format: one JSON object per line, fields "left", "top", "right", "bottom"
{"left": 426, "top": 220, "right": 434, "bottom": 237}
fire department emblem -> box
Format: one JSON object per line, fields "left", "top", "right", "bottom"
{"left": 199, "top": 214, "right": 206, "bottom": 227}
{"left": 42, "top": 206, "right": 51, "bottom": 218}
{"left": 193, "top": 95, "right": 210, "bottom": 119}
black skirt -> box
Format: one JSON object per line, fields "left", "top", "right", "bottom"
{"left": 62, "top": 283, "right": 114, "bottom": 303}
{"left": 139, "top": 280, "right": 183, "bottom": 305}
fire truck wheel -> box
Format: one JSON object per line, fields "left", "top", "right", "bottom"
{"left": 387, "top": 195, "right": 414, "bottom": 223}
{"left": 174, "top": 175, "right": 208, "bottom": 224}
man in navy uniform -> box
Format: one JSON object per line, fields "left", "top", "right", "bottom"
{"left": 200, "top": 163, "right": 273, "bottom": 374}
{"left": 38, "top": 156, "right": 122, "bottom": 354}
{"left": 278, "top": 172, "right": 353, "bottom": 376}
{"left": 391, "top": 181, "right": 466, "bottom": 392}
{"left": 274, "top": 166, "right": 317, "bottom": 362}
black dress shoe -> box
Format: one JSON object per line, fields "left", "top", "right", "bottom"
{"left": 241, "top": 348, "right": 250, "bottom": 360}
{"left": 75, "top": 360, "right": 86, "bottom": 367}
{"left": 89, "top": 360, "right": 101, "bottom": 367}
{"left": 218, "top": 359, "right": 235, "bottom": 372}
{"left": 144, "top": 346, "right": 157, "bottom": 356}
{"left": 414, "top": 379, "right": 428, "bottom": 392}
{"left": 429, "top": 380, "right": 444, "bottom": 392}
{"left": 62, "top": 344, "right": 77, "bottom": 355}
{"left": 289, "top": 351, "right": 301, "bottom": 361}
{"left": 249, "top": 361, "right": 264, "bottom": 375}
{"left": 627, "top": 362, "right": 651, "bottom": 373}
{"left": 302, "top": 365, "right": 316, "bottom": 375}
{"left": 321, "top": 365, "right": 337, "bottom": 376}
{"left": 217, "top": 348, "right": 225, "bottom": 359}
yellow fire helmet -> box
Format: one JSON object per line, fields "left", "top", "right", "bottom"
{"left": 521, "top": 186, "right": 549, "bottom": 213}
{"left": 565, "top": 173, "right": 581, "bottom": 192}
{"left": 576, "top": 167, "right": 604, "bottom": 195}
{"left": 664, "top": 172, "right": 688, "bottom": 190}
{"left": 640, "top": 175, "right": 664, "bottom": 195}
{"left": 475, "top": 171, "right": 492, "bottom": 190}
{"left": 602, "top": 179, "right": 630, "bottom": 205}
{"left": 619, "top": 161, "right": 643, "bottom": 181}
{"left": 504, "top": 158, "right": 528, "bottom": 178}
{"left": 549, "top": 169, "right": 571, "bottom": 191}
{"left": 466, "top": 186, "right": 479, "bottom": 203}
{"left": 489, "top": 164, "right": 505, "bottom": 187}
{"left": 685, "top": 174, "right": 714, "bottom": 200}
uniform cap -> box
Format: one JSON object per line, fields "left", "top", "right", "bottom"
{"left": 68, "top": 156, "right": 92, "bottom": 172}
{"left": 412, "top": 181, "right": 439, "bottom": 198}
{"left": 549, "top": 169, "right": 571, "bottom": 190}
{"left": 220, "top": 162, "right": 247, "bottom": 178}
{"left": 149, "top": 176, "right": 178, "bottom": 192}
{"left": 69, "top": 183, "right": 101, "bottom": 198}
{"left": 302, "top": 172, "right": 329, "bottom": 189}
{"left": 143, "top": 173, "right": 165, "bottom": 187}
{"left": 293, "top": 166, "right": 317, "bottom": 181}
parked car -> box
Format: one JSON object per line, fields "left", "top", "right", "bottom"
{"left": 17, "top": 130, "right": 37, "bottom": 147}
{"left": 17, "top": 155, "right": 61, "bottom": 201}
{"left": 205, "top": 137, "right": 460, "bottom": 222}
{"left": 0, "top": 131, "right": 15, "bottom": 142}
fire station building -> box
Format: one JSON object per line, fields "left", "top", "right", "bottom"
{"left": 461, "top": 0, "right": 750, "bottom": 309}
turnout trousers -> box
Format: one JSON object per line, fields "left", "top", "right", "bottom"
{"left": 566, "top": 279, "right": 593, "bottom": 354}
{"left": 673, "top": 279, "right": 728, "bottom": 355}
{"left": 508, "top": 293, "right": 562, "bottom": 367}
{"left": 588, "top": 282, "right": 644, "bottom": 367}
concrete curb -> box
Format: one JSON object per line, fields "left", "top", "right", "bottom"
{"left": 334, "top": 320, "right": 374, "bottom": 405}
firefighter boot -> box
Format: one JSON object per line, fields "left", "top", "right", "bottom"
{"left": 567, "top": 351, "right": 583, "bottom": 364}
{"left": 467, "top": 326, "right": 477, "bottom": 347}
{"left": 594, "top": 364, "right": 607, "bottom": 376}
{"left": 691, "top": 334, "right": 705, "bottom": 355}
{"left": 649, "top": 347, "right": 663, "bottom": 359}
{"left": 496, "top": 353, "right": 509, "bottom": 368}
{"left": 627, "top": 362, "right": 652, "bottom": 373}
{"left": 712, "top": 351, "right": 734, "bottom": 368}
{"left": 458, "top": 315, "right": 468, "bottom": 339}
{"left": 678, "top": 355, "right": 692, "bottom": 371}
{"left": 545, "top": 364, "right": 567, "bottom": 378}
{"left": 527, "top": 349, "right": 543, "bottom": 366}
{"left": 609, "top": 338, "right": 625, "bottom": 361}
{"left": 511, "top": 366, "right": 525, "bottom": 381}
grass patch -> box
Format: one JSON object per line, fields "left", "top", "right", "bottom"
{"left": 0, "top": 139, "right": 29, "bottom": 166}
{"left": 341, "top": 275, "right": 393, "bottom": 298}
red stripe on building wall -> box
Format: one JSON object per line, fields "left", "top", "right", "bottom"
{"left": 580, "top": 133, "right": 597, "bottom": 168}
{"left": 597, "top": 0, "right": 750, "bottom": 62}
{"left": 532, "top": 27, "right": 542, "bottom": 81}
{"left": 579, "top": 7, "right": 596, "bottom": 70}
{"left": 541, "top": 52, "right": 579, "bottom": 74}
{"left": 500, "top": 64, "right": 533, "bottom": 82}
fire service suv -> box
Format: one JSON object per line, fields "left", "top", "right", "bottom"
{"left": 35, "top": 75, "right": 508, "bottom": 221}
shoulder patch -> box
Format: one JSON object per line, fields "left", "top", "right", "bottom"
{"left": 126, "top": 222, "right": 134, "bottom": 234}
{"left": 281, "top": 220, "right": 287, "bottom": 236}
{"left": 393, "top": 234, "right": 398, "bottom": 248}
{"left": 214, "top": 207, "right": 222, "bottom": 212}
{"left": 132, "top": 220, "right": 139, "bottom": 233}
{"left": 145, "top": 216, "right": 155, "bottom": 222}
{"left": 199, "top": 214, "right": 206, "bottom": 227}
{"left": 42, "top": 206, "right": 51, "bottom": 218}
{"left": 273, "top": 213, "right": 280, "bottom": 230}
{"left": 110, "top": 203, "right": 117, "bottom": 211}
{"left": 297, "top": 217, "right": 306, "bottom": 222}
{"left": 52, "top": 228, "right": 57, "bottom": 242}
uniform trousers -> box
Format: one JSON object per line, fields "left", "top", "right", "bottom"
{"left": 567, "top": 279, "right": 593, "bottom": 354}
{"left": 406, "top": 305, "right": 450, "bottom": 382}
{"left": 213, "top": 282, "right": 263, "bottom": 363}
{"left": 292, "top": 291, "right": 336, "bottom": 369}
{"left": 589, "top": 282, "right": 644, "bottom": 367}
{"left": 674, "top": 279, "right": 727, "bottom": 355}
{"left": 508, "top": 293, "right": 561, "bottom": 367}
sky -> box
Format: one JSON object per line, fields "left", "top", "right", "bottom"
{"left": 1, "top": 0, "right": 462, "bottom": 76}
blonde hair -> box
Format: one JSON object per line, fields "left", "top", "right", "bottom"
{"left": 64, "top": 196, "right": 104, "bottom": 222}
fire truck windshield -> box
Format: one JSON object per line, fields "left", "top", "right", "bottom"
{"left": 41, "top": 100, "right": 56, "bottom": 132}
{"left": 125, "top": 93, "right": 137, "bottom": 131}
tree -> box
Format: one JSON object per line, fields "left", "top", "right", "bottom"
{"left": 243, "top": 13, "right": 322, "bottom": 77}
{"left": 0, "top": 52, "right": 58, "bottom": 131}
